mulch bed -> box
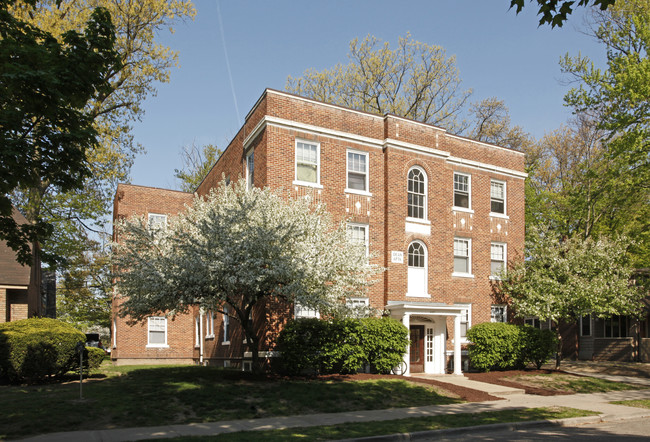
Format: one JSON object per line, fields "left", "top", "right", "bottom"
{"left": 465, "top": 369, "right": 572, "bottom": 396}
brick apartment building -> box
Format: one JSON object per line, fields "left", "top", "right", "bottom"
{"left": 112, "top": 89, "right": 526, "bottom": 375}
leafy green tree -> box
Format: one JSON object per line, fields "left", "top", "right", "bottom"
{"left": 0, "top": 0, "right": 119, "bottom": 266}
{"left": 174, "top": 143, "right": 223, "bottom": 192}
{"left": 510, "top": 0, "right": 616, "bottom": 27}
{"left": 561, "top": 0, "right": 649, "bottom": 185}
{"left": 7, "top": 0, "right": 195, "bottom": 269}
{"left": 286, "top": 33, "right": 472, "bottom": 134}
{"left": 113, "top": 179, "right": 382, "bottom": 372}
{"left": 56, "top": 244, "right": 111, "bottom": 330}
{"left": 494, "top": 226, "right": 644, "bottom": 367}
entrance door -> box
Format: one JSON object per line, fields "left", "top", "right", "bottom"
{"left": 410, "top": 325, "right": 425, "bottom": 373}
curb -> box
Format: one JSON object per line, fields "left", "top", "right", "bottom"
{"left": 335, "top": 415, "right": 608, "bottom": 442}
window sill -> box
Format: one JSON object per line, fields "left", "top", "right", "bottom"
{"left": 452, "top": 207, "right": 474, "bottom": 214}
{"left": 452, "top": 272, "right": 474, "bottom": 279}
{"left": 222, "top": 341, "right": 230, "bottom": 346}
{"left": 405, "top": 217, "right": 431, "bottom": 225}
{"left": 293, "top": 180, "right": 323, "bottom": 189}
{"left": 146, "top": 344, "right": 169, "bottom": 348}
{"left": 489, "top": 212, "right": 509, "bottom": 219}
{"left": 488, "top": 275, "right": 503, "bottom": 281}
{"left": 345, "top": 188, "right": 372, "bottom": 197}
{"left": 205, "top": 335, "right": 214, "bottom": 340}
{"left": 406, "top": 293, "right": 431, "bottom": 298}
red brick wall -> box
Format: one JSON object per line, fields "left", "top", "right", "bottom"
{"left": 112, "top": 89, "right": 526, "bottom": 364}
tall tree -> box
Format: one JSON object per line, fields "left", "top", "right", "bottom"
{"left": 467, "top": 97, "right": 534, "bottom": 151}
{"left": 113, "top": 179, "right": 382, "bottom": 372}
{"left": 7, "top": 0, "right": 195, "bottom": 268}
{"left": 0, "top": 0, "right": 119, "bottom": 265}
{"left": 495, "top": 226, "right": 643, "bottom": 366}
{"left": 561, "top": 0, "right": 649, "bottom": 185}
{"left": 174, "top": 143, "right": 223, "bottom": 192}
{"left": 286, "top": 34, "right": 472, "bottom": 134}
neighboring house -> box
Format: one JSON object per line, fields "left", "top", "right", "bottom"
{"left": 0, "top": 208, "right": 43, "bottom": 322}
{"left": 111, "top": 89, "right": 526, "bottom": 374}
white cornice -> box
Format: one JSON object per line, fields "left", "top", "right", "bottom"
{"left": 446, "top": 133, "right": 526, "bottom": 156}
{"left": 243, "top": 116, "right": 527, "bottom": 179}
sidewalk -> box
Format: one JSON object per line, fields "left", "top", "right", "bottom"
{"left": 16, "top": 375, "right": 650, "bottom": 442}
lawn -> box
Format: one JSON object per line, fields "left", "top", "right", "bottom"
{"left": 505, "top": 373, "right": 640, "bottom": 394}
{"left": 148, "top": 407, "right": 597, "bottom": 441}
{"left": 611, "top": 399, "right": 650, "bottom": 409}
{"left": 0, "top": 363, "right": 461, "bottom": 440}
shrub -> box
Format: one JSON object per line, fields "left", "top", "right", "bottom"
{"left": 466, "top": 322, "right": 525, "bottom": 372}
{"left": 275, "top": 317, "right": 408, "bottom": 375}
{"left": 522, "top": 326, "right": 558, "bottom": 369}
{"left": 0, "top": 318, "right": 86, "bottom": 383}
{"left": 85, "top": 346, "right": 106, "bottom": 372}
{"left": 360, "top": 317, "right": 409, "bottom": 374}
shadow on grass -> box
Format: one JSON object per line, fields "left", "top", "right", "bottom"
{"left": 0, "top": 365, "right": 462, "bottom": 440}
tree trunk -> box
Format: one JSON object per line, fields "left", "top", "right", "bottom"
{"left": 555, "top": 329, "right": 562, "bottom": 369}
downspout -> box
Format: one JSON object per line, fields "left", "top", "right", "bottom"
{"left": 199, "top": 308, "right": 205, "bottom": 365}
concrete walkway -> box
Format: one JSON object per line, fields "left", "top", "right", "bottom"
{"left": 15, "top": 374, "right": 650, "bottom": 442}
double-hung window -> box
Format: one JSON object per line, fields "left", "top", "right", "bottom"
{"left": 453, "top": 173, "right": 470, "bottom": 209}
{"left": 246, "top": 150, "right": 254, "bottom": 190}
{"left": 222, "top": 307, "right": 230, "bottom": 344}
{"left": 490, "top": 243, "right": 506, "bottom": 278}
{"left": 407, "top": 167, "right": 427, "bottom": 219}
{"left": 347, "top": 223, "right": 369, "bottom": 256}
{"left": 295, "top": 141, "right": 319, "bottom": 185}
{"left": 460, "top": 306, "right": 471, "bottom": 339}
{"left": 490, "top": 180, "right": 506, "bottom": 215}
{"left": 294, "top": 303, "right": 319, "bottom": 319}
{"left": 205, "top": 310, "right": 214, "bottom": 338}
{"left": 491, "top": 305, "right": 507, "bottom": 323}
{"left": 580, "top": 314, "right": 592, "bottom": 336}
{"left": 453, "top": 238, "right": 471, "bottom": 276}
{"left": 147, "top": 316, "right": 167, "bottom": 347}
{"left": 347, "top": 150, "right": 368, "bottom": 192}
{"left": 148, "top": 213, "right": 167, "bottom": 231}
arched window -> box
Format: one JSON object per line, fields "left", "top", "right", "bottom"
{"left": 407, "top": 241, "right": 427, "bottom": 296}
{"left": 407, "top": 167, "right": 427, "bottom": 219}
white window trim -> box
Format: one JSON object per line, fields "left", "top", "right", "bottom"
{"left": 205, "top": 310, "right": 215, "bottom": 339}
{"left": 407, "top": 166, "right": 428, "bottom": 221}
{"left": 347, "top": 297, "right": 370, "bottom": 307}
{"left": 112, "top": 318, "right": 117, "bottom": 349}
{"left": 294, "top": 302, "right": 320, "bottom": 319}
{"left": 148, "top": 213, "right": 167, "bottom": 230}
{"left": 345, "top": 149, "right": 371, "bottom": 196}
{"left": 406, "top": 240, "right": 430, "bottom": 298}
{"left": 453, "top": 304, "right": 471, "bottom": 344}
{"left": 222, "top": 308, "right": 230, "bottom": 345}
{"left": 195, "top": 316, "right": 200, "bottom": 348}
{"left": 347, "top": 222, "right": 369, "bottom": 257}
{"left": 293, "top": 139, "right": 322, "bottom": 188}
{"left": 453, "top": 172, "right": 471, "bottom": 211}
{"left": 146, "top": 316, "right": 169, "bottom": 348}
{"left": 489, "top": 179, "right": 507, "bottom": 217}
{"left": 452, "top": 237, "right": 473, "bottom": 278}
{"left": 489, "top": 242, "right": 507, "bottom": 280}
{"left": 491, "top": 305, "right": 508, "bottom": 323}
{"left": 245, "top": 149, "right": 254, "bottom": 190}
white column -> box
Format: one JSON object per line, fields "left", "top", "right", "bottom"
{"left": 403, "top": 313, "right": 410, "bottom": 376}
{"left": 453, "top": 313, "right": 462, "bottom": 375}
{"left": 199, "top": 308, "right": 205, "bottom": 365}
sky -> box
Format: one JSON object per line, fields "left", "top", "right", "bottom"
{"left": 130, "top": 0, "right": 606, "bottom": 190}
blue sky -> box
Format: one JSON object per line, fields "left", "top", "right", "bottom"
{"left": 130, "top": 0, "right": 605, "bottom": 190}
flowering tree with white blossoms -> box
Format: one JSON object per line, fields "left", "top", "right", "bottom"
{"left": 113, "top": 179, "right": 382, "bottom": 371}
{"left": 494, "top": 226, "right": 645, "bottom": 367}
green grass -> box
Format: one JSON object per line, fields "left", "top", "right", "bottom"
{"left": 611, "top": 399, "right": 650, "bottom": 409}
{"left": 0, "top": 363, "right": 461, "bottom": 440}
{"left": 148, "top": 407, "right": 597, "bottom": 441}
{"left": 506, "top": 373, "right": 640, "bottom": 394}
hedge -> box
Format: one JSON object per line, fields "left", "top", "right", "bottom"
{"left": 0, "top": 318, "right": 86, "bottom": 383}
{"left": 85, "top": 346, "right": 106, "bottom": 373}
{"left": 275, "top": 317, "right": 409, "bottom": 375}
{"left": 466, "top": 322, "right": 557, "bottom": 372}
